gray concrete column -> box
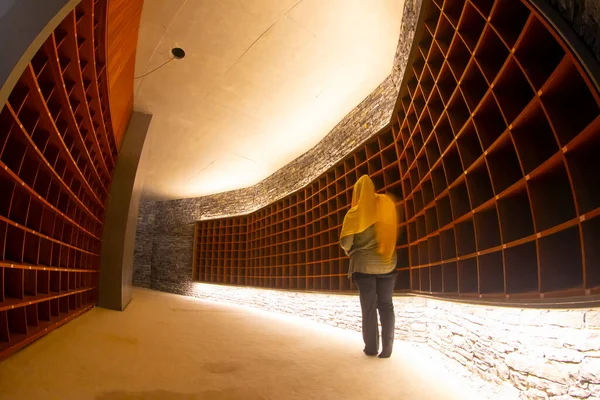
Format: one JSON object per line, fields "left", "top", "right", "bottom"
{"left": 100, "top": 112, "right": 153, "bottom": 311}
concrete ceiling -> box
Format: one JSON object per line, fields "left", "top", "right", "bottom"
{"left": 134, "top": 0, "right": 406, "bottom": 200}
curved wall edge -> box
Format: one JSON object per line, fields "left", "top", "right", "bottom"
{"left": 140, "top": 0, "right": 425, "bottom": 208}
{"left": 0, "top": 0, "right": 80, "bottom": 113}
{"left": 100, "top": 112, "right": 152, "bottom": 311}
{"left": 545, "top": 0, "right": 600, "bottom": 63}
{"left": 532, "top": 0, "right": 600, "bottom": 94}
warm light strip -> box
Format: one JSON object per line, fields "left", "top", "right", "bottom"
{"left": 189, "top": 282, "right": 600, "bottom": 397}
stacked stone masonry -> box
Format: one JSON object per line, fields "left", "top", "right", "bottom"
{"left": 133, "top": 200, "right": 156, "bottom": 288}
{"left": 549, "top": 0, "right": 600, "bottom": 60}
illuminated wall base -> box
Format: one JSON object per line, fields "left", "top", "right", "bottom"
{"left": 184, "top": 283, "right": 600, "bottom": 398}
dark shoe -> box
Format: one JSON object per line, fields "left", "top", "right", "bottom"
{"left": 363, "top": 348, "right": 378, "bottom": 356}
{"left": 378, "top": 349, "right": 392, "bottom": 358}
{"left": 378, "top": 337, "right": 393, "bottom": 358}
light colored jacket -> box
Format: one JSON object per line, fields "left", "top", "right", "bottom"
{"left": 340, "top": 225, "right": 397, "bottom": 278}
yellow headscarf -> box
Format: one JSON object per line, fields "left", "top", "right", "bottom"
{"left": 340, "top": 175, "right": 398, "bottom": 262}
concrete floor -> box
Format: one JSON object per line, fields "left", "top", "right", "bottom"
{"left": 0, "top": 288, "right": 487, "bottom": 400}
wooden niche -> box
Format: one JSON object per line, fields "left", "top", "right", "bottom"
{"left": 194, "top": 127, "right": 408, "bottom": 292}
{"left": 194, "top": 0, "right": 600, "bottom": 303}
{"left": 0, "top": 0, "right": 119, "bottom": 360}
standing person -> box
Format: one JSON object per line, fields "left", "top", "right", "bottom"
{"left": 340, "top": 175, "right": 398, "bottom": 358}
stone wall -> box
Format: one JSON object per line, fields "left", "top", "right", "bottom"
{"left": 131, "top": 200, "right": 156, "bottom": 288}
{"left": 183, "top": 282, "right": 600, "bottom": 400}
{"left": 426, "top": 301, "right": 600, "bottom": 400}
{"left": 548, "top": 0, "right": 600, "bottom": 61}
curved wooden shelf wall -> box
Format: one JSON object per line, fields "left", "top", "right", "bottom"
{"left": 0, "top": 0, "right": 117, "bottom": 360}
{"left": 194, "top": 0, "right": 600, "bottom": 303}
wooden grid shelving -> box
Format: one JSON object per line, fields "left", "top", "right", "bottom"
{"left": 0, "top": 0, "right": 116, "bottom": 360}
{"left": 194, "top": 0, "right": 600, "bottom": 300}
{"left": 194, "top": 126, "right": 410, "bottom": 293}
{"left": 397, "top": 0, "right": 600, "bottom": 300}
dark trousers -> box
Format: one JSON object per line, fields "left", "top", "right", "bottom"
{"left": 353, "top": 272, "right": 397, "bottom": 353}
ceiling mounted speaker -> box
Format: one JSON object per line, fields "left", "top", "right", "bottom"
{"left": 171, "top": 47, "right": 186, "bottom": 59}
